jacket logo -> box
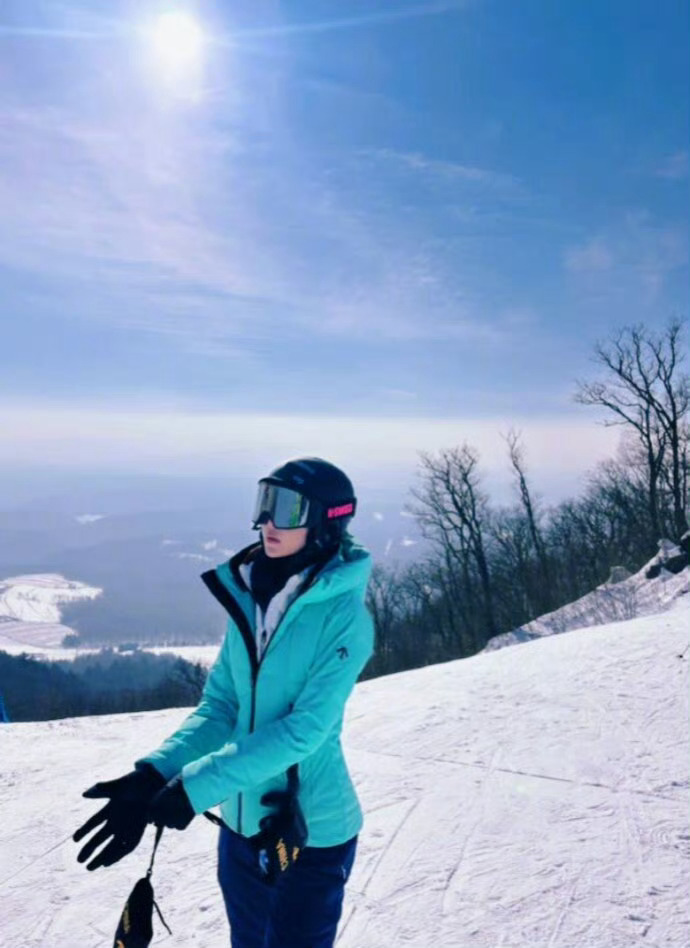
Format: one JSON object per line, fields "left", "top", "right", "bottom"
{"left": 337, "top": 647, "right": 349, "bottom": 660}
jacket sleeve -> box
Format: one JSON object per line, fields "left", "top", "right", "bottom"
{"left": 135, "top": 630, "right": 239, "bottom": 780}
{"left": 180, "top": 598, "right": 373, "bottom": 814}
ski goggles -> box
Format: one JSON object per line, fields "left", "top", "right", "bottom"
{"left": 252, "top": 482, "right": 356, "bottom": 530}
{"left": 252, "top": 483, "right": 312, "bottom": 529}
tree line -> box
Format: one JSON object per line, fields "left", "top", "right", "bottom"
{"left": 0, "top": 649, "right": 206, "bottom": 722}
{"left": 363, "top": 320, "right": 689, "bottom": 678}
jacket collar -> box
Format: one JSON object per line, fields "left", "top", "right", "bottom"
{"left": 210, "top": 533, "right": 372, "bottom": 606}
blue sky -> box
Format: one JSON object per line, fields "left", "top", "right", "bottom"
{"left": 1, "top": 0, "right": 688, "bottom": 498}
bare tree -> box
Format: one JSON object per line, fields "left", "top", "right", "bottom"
{"left": 366, "top": 563, "right": 402, "bottom": 669}
{"left": 575, "top": 320, "right": 689, "bottom": 539}
{"left": 489, "top": 506, "right": 534, "bottom": 623}
{"left": 504, "top": 429, "right": 552, "bottom": 610}
{"left": 365, "top": 560, "right": 455, "bottom": 675}
{"left": 410, "top": 445, "right": 498, "bottom": 641}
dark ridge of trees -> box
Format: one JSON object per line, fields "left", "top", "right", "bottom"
{"left": 0, "top": 650, "right": 207, "bottom": 722}
{"left": 364, "top": 321, "right": 689, "bottom": 681}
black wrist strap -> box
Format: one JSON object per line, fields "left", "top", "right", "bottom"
{"left": 146, "top": 824, "right": 164, "bottom": 879}
{"left": 146, "top": 825, "right": 172, "bottom": 936}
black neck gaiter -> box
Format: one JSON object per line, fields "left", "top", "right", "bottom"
{"left": 249, "top": 542, "right": 335, "bottom": 615}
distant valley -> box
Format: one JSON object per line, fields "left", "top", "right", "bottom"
{"left": 0, "top": 488, "right": 422, "bottom": 647}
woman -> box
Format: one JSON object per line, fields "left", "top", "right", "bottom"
{"left": 74, "top": 457, "right": 374, "bottom": 948}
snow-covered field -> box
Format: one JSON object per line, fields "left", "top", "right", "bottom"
{"left": 0, "top": 591, "right": 688, "bottom": 948}
{"left": 0, "top": 616, "right": 83, "bottom": 654}
{"left": 0, "top": 574, "right": 101, "bottom": 651}
{"left": 0, "top": 575, "right": 221, "bottom": 666}
{"left": 0, "top": 637, "right": 222, "bottom": 666}
{"left": 0, "top": 572, "right": 223, "bottom": 662}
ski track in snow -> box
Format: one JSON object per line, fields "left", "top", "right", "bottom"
{"left": 0, "top": 597, "right": 688, "bottom": 947}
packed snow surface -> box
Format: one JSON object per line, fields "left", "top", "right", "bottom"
{"left": 0, "top": 599, "right": 688, "bottom": 948}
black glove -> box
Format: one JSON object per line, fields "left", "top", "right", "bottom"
{"left": 73, "top": 764, "right": 166, "bottom": 871}
{"left": 251, "top": 790, "right": 308, "bottom": 884}
{"left": 146, "top": 775, "right": 196, "bottom": 830}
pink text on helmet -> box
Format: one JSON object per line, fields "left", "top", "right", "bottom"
{"left": 326, "top": 503, "right": 354, "bottom": 519}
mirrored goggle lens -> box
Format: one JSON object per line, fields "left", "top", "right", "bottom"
{"left": 252, "top": 484, "right": 311, "bottom": 529}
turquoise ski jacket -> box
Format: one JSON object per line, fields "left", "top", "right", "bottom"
{"left": 137, "top": 535, "right": 374, "bottom": 847}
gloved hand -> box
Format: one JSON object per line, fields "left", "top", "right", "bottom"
{"left": 73, "top": 764, "right": 166, "bottom": 871}
{"left": 251, "top": 789, "right": 308, "bottom": 884}
{"left": 146, "top": 775, "right": 196, "bottom": 830}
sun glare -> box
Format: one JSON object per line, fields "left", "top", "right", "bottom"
{"left": 149, "top": 10, "right": 205, "bottom": 80}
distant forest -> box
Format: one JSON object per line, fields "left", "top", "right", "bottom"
{"left": 0, "top": 649, "right": 206, "bottom": 722}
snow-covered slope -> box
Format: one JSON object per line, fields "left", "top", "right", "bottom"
{"left": 0, "top": 574, "right": 101, "bottom": 624}
{"left": 0, "top": 599, "right": 688, "bottom": 948}
{"left": 486, "top": 554, "right": 688, "bottom": 651}
{"left": 0, "top": 574, "right": 101, "bottom": 651}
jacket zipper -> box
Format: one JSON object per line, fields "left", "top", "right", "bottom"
{"left": 201, "top": 569, "right": 259, "bottom": 835}
{"left": 200, "top": 563, "right": 317, "bottom": 834}
{"left": 240, "top": 660, "right": 262, "bottom": 834}
{"left": 239, "top": 609, "right": 299, "bottom": 831}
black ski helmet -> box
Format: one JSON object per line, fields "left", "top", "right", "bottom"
{"left": 256, "top": 457, "right": 357, "bottom": 548}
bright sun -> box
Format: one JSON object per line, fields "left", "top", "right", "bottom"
{"left": 149, "top": 10, "right": 205, "bottom": 76}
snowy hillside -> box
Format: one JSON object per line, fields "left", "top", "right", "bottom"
{"left": 486, "top": 552, "right": 688, "bottom": 651}
{"left": 0, "top": 598, "right": 688, "bottom": 948}
{"left": 0, "top": 574, "right": 101, "bottom": 651}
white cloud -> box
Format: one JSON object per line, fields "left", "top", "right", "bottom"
{"left": 365, "top": 148, "right": 520, "bottom": 192}
{"left": 565, "top": 239, "right": 615, "bottom": 273}
{"left": 564, "top": 216, "right": 688, "bottom": 305}
{"left": 0, "top": 105, "right": 271, "bottom": 305}
{"left": 655, "top": 151, "right": 689, "bottom": 181}
{"left": 0, "top": 91, "right": 506, "bottom": 347}
{"left": 1, "top": 15, "right": 523, "bottom": 352}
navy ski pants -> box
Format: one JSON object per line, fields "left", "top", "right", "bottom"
{"left": 217, "top": 827, "right": 357, "bottom": 948}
